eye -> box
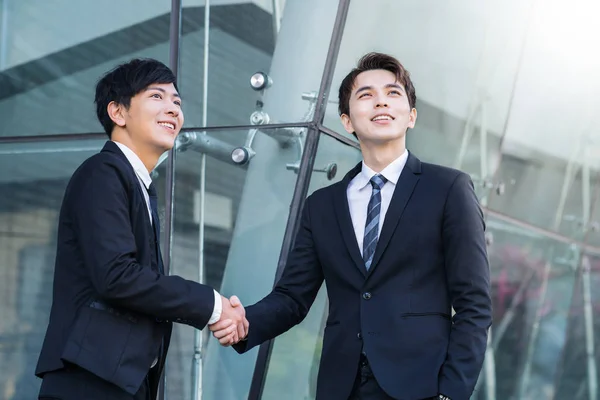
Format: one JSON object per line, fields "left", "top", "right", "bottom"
{"left": 358, "top": 92, "right": 371, "bottom": 99}
{"left": 389, "top": 90, "right": 401, "bottom": 96}
{"left": 174, "top": 100, "right": 182, "bottom": 107}
{"left": 151, "top": 93, "right": 162, "bottom": 99}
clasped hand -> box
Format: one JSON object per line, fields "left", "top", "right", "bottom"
{"left": 208, "top": 295, "right": 249, "bottom": 346}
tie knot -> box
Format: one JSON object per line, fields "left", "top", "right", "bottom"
{"left": 370, "top": 174, "right": 387, "bottom": 190}
{"left": 147, "top": 182, "right": 157, "bottom": 197}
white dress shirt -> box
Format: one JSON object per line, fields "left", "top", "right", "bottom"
{"left": 113, "top": 141, "right": 222, "bottom": 324}
{"left": 347, "top": 150, "right": 409, "bottom": 255}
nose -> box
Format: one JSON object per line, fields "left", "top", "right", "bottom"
{"left": 375, "top": 95, "right": 388, "bottom": 108}
{"left": 166, "top": 104, "right": 180, "bottom": 117}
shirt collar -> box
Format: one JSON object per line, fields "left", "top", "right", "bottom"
{"left": 112, "top": 141, "right": 152, "bottom": 189}
{"left": 357, "top": 150, "right": 409, "bottom": 189}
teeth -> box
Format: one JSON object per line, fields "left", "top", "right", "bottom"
{"left": 159, "top": 122, "right": 175, "bottom": 129}
{"left": 372, "top": 115, "right": 392, "bottom": 121}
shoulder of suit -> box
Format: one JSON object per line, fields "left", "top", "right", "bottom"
{"left": 419, "top": 160, "right": 470, "bottom": 183}
{"left": 306, "top": 179, "right": 345, "bottom": 202}
{"left": 69, "top": 149, "right": 137, "bottom": 187}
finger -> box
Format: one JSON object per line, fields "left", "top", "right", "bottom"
{"left": 229, "top": 330, "right": 239, "bottom": 346}
{"left": 229, "top": 295, "right": 241, "bottom": 307}
{"left": 236, "top": 323, "right": 246, "bottom": 341}
{"left": 219, "top": 335, "right": 232, "bottom": 346}
{"left": 217, "top": 330, "right": 237, "bottom": 346}
{"left": 209, "top": 319, "right": 233, "bottom": 332}
{"left": 212, "top": 324, "right": 237, "bottom": 339}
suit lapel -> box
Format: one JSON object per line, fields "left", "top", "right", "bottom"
{"left": 367, "top": 153, "right": 422, "bottom": 277}
{"left": 103, "top": 140, "right": 159, "bottom": 271}
{"left": 334, "top": 162, "right": 367, "bottom": 277}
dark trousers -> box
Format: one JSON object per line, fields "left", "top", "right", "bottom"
{"left": 38, "top": 363, "right": 151, "bottom": 400}
{"left": 348, "top": 354, "right": 439, "bottom": 400}
{"left": 348, "top": 353, "right": 396, "bottom": 400}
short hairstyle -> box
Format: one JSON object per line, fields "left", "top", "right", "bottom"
{"left": 95, "top": 58, "right": 178, "bottom": 137}
{"left": 338, "top": 52, "right": 416, "bottom": 117}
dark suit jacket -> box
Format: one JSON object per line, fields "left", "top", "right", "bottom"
{"left": 235, "top": 152, "right": 492, "bottom": 400}
{"left": 35, "top": 141, "right": 215, "bottom": 398}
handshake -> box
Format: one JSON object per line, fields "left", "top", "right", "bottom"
{"left": 208, "top": 295, "right": 249, "bottom": 346}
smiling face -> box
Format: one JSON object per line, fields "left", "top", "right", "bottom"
{"left": 341, "top": 69, "right": 416, "bottom": 145}
{"left": 109, "top": 82, "right": 184, "bottom": 154}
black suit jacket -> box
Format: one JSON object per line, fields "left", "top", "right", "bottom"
{"left": 235, "top": 153, "right": 492, "bottom": 400}
{"left": 35, "top": 141, "right": 215, "bottom": 398}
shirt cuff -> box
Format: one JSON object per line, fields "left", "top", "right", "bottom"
{"left": 207, "top": 290, "right": 222, "bottom": 325}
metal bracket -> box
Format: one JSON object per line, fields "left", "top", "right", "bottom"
{"left": 286, "top": 161, "right": 338, "bottom": 180}
{"left": 228, "top": 84, "right": 337, "bottom": 180}
{"left": 151, "top": 131, "right": 240, "bottom": 178}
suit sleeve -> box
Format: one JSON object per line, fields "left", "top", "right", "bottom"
{"left": 439, "top": 172, "right": 492, "bottom": 400}
{"left": 234, "top": 195, "right": 325, "bottom": 353}
{"left": 70, "top": 159, "right": 215, "bottom": 330}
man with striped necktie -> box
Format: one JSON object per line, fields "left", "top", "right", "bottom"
{"left": 211, "top": 52, "right": 492, "bottom": 400}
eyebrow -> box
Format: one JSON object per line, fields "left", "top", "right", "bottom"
{"left": 354, "top": 83, "right": 405, "bottom": 96}
{"left": 146, "top": 86, "right": 181, "bottom": 98}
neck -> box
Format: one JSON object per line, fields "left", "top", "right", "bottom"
{"left": 111, "top": 130, "right": 160, "bottom": 173}
{"left": 360, "top": 138, "right": 406, "bottom": 173}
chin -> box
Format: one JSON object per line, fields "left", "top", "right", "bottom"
{"left": 156, "top": 137, "right": 176, "bottom": 152}
{"left": 364, "top": 132, "right": 404, "bottom": 143}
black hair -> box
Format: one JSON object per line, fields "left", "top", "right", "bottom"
{"left": 95, "top": 58, "right": 178, "bottom": 137}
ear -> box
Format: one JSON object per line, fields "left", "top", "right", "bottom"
{"left": 340, "top": 113, "right": 355, "bottom": 135}
{"left": 107, "top": 101, "right": 127, "bottom": 128}
{"left": 407, "top": 108, "right": 417, "bottom": 129}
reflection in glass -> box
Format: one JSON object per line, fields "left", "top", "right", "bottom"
{"left": 476, "top": 0, "right": 600, "bottom": 240}
{"left": 0, "top": 1, "right": 171, "bottom": 137}
{"left": 324, "top": 0, "right": 531, "bottom": 204}
{"left": 0, "top": 140, "right": 102, "bottom": 399}
{"left": 555, "top": 252, "right": 600, "bottom": 400}
{"left": 180, "top": 0, "right": 336, "bottom": 128}
{"left": 482, "top": 212, "right": 579, "bottom": 399}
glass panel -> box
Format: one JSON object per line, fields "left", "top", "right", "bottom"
{"left": 554, "top": 250, "right": 600, "bottom": 400}
{"left": 485, "top": 0, "right": 600, "bottom": 240}
{"left": 581, "top": 189, "right": 600, "bottom": 249}
{"left": 180, "top": 0, "right": 336, "bottom": 127}
{"left": 260, "top": 133, "right": 362, "bottom": 400}
{"left": 488, "top": 146, "right": 597, "bottom": 242}
{"left": 324, "top": 0, "right": 600, "bottom": 218}
{"left": 482, "top": 211, "right": 579, "bottom": 399}
{"left": 324, "top": 0, "right": 523, "bottom": 185}
{"left": 0, "top": 138, "right": 103, "bottom": 399}
{"left": 556, "top": 193, "right": 600, "bottom": 398}
{"left": 168, "top": 125, "right": 321, "bottom": 399}
{"left": 0, "top": 1, "right": 171, "bottom": 137}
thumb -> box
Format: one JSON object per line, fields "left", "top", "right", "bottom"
{"left": 229, "top": 295, "right": 242, "bottom": 307}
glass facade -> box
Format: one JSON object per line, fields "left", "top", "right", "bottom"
{"left": 1, "top": 0, "right": 599, "bottom": 399}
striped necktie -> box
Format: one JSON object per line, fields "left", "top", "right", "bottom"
{"left": 363, "top": 174, "right": 387, "bottom": 270}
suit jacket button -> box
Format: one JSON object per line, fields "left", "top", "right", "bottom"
{"left": 362, "top": 292, "right": 372, "bottom": 300}
{"left": 357, "top": 332, "right": 362, "bottom": 340}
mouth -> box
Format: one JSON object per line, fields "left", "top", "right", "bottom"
{"left": 158, "top": 121, "right": 176, "bottom": 131}
{"left": 371, "top": 114, "right": 394, "bottom": 122}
